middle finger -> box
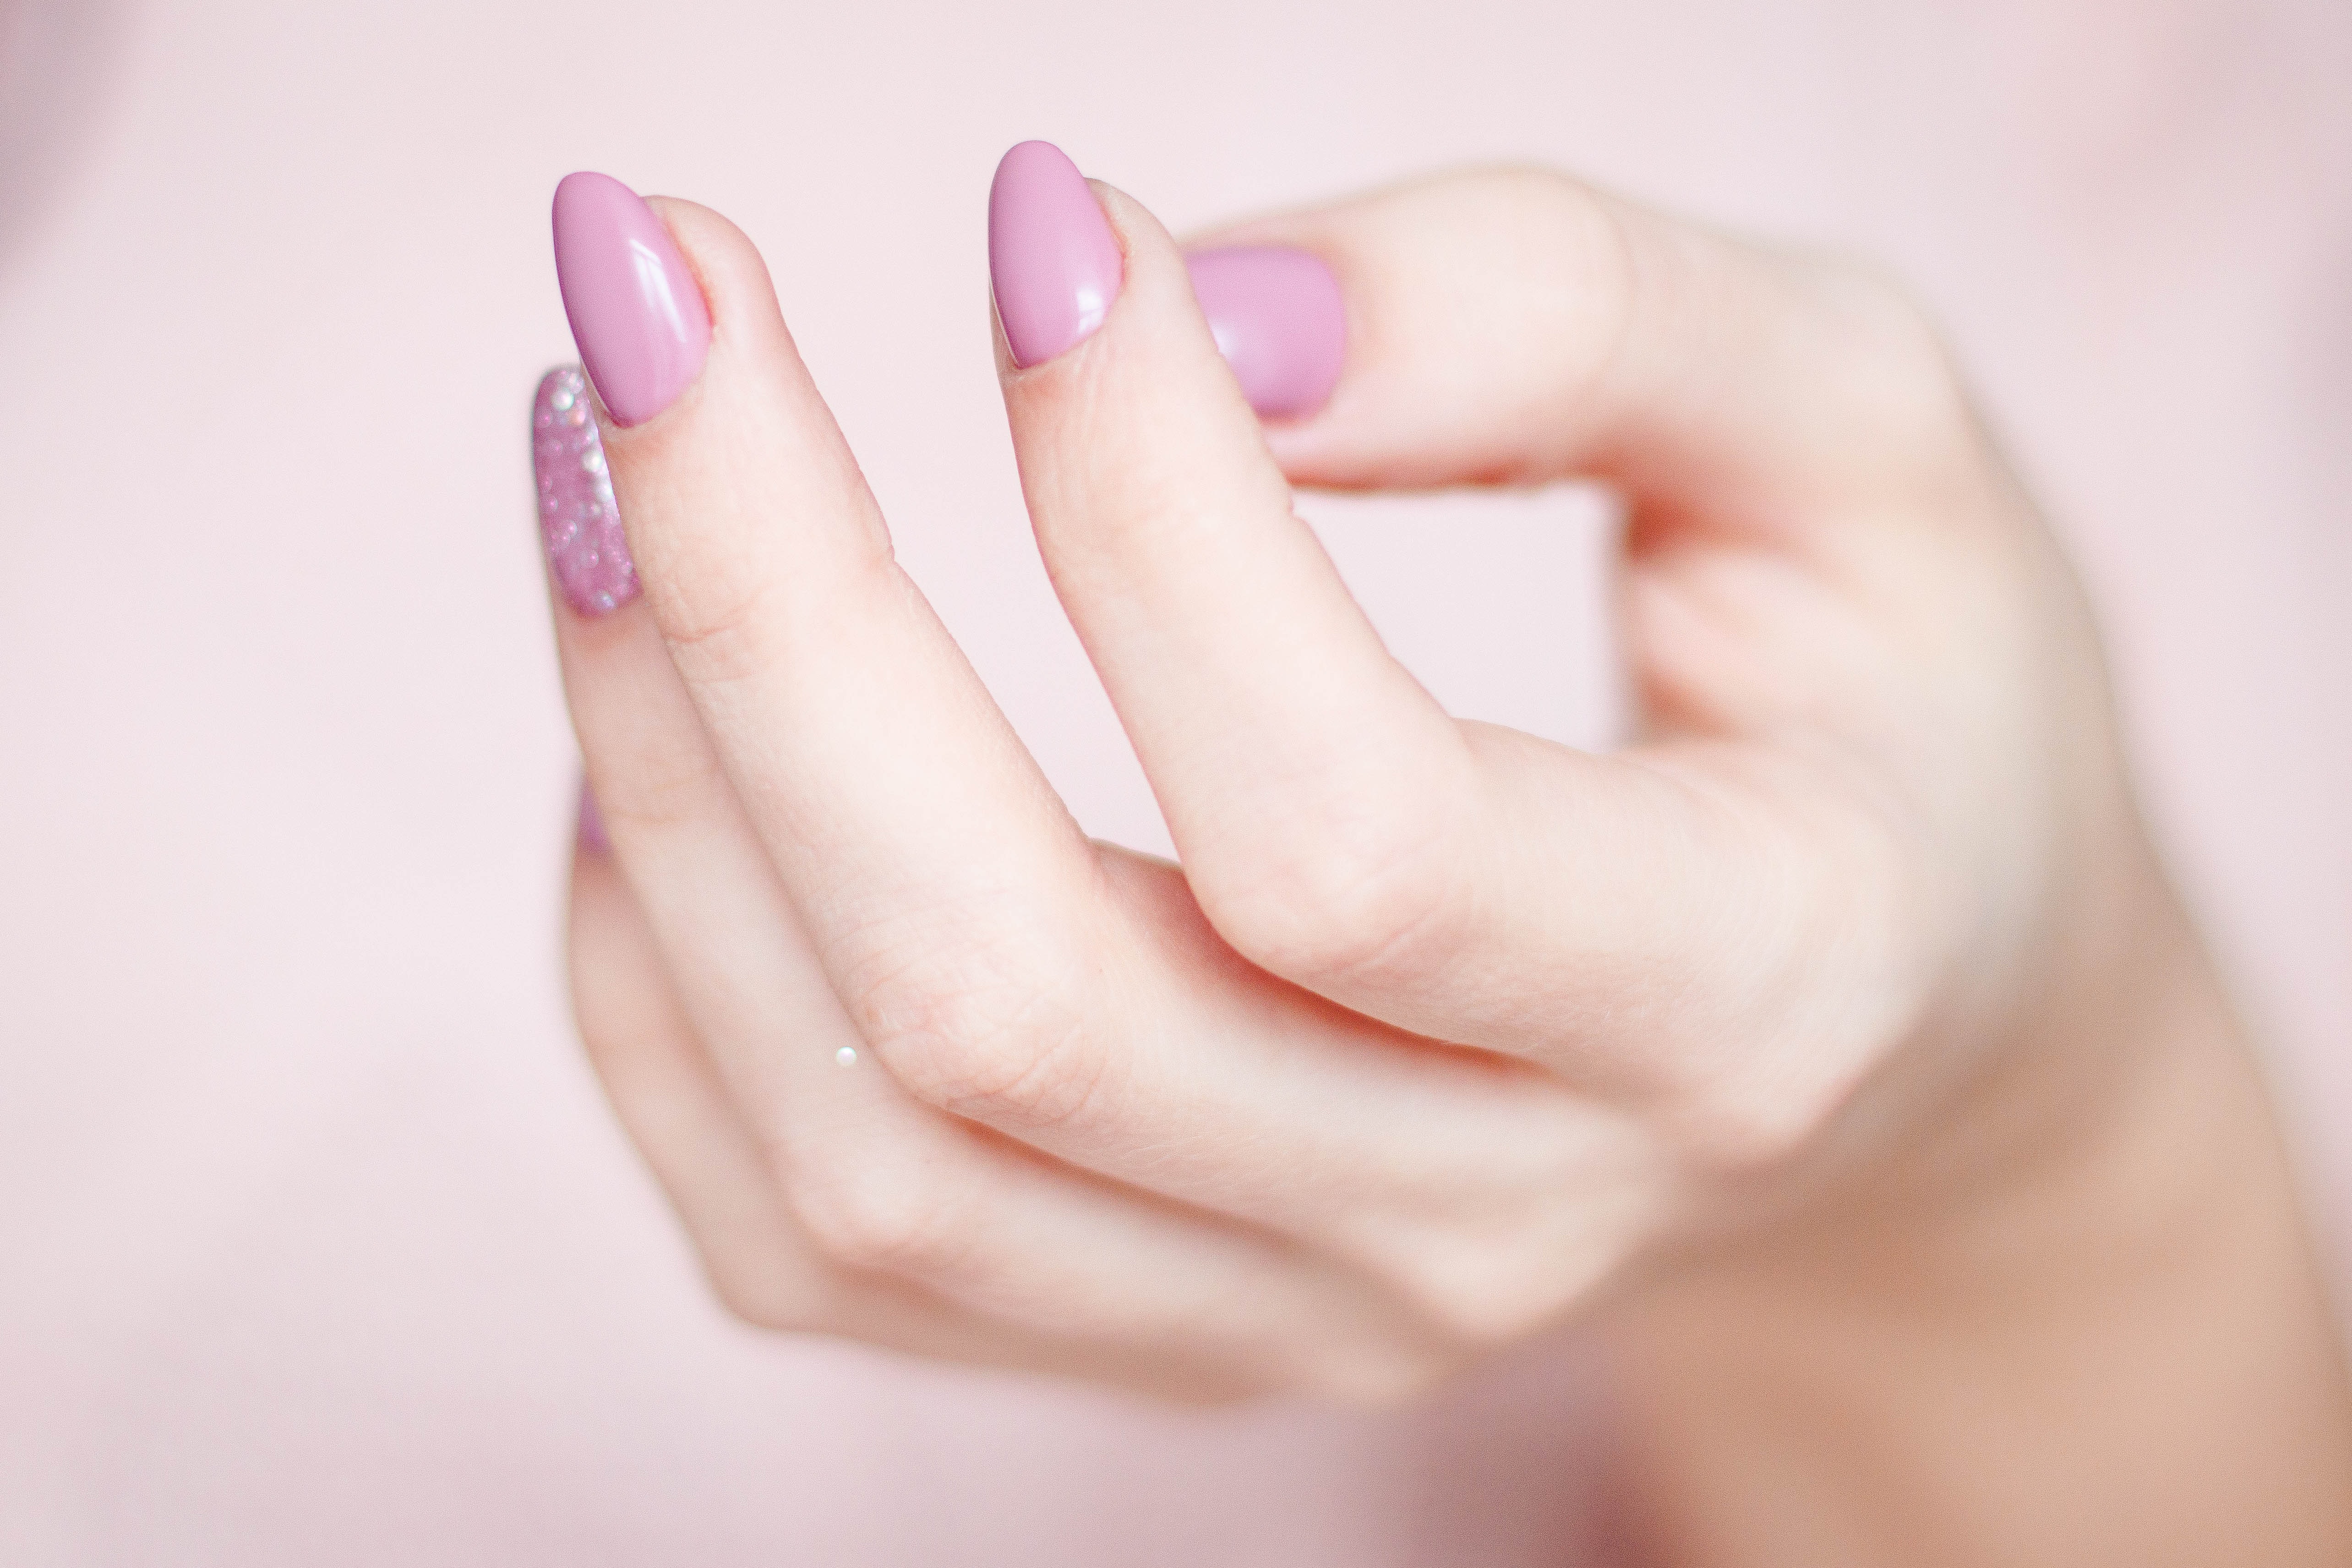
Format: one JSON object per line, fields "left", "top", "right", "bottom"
{"left": 555, "top": 178, "right": 1664, "bottom": 1324}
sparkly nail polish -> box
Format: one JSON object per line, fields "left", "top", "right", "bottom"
{"left": 533, "top": 366, "right": 638, "bottom": 616}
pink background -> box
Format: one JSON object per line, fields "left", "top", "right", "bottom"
{"left": 0, "top": 0, "right": 2345, "bottom": 1561}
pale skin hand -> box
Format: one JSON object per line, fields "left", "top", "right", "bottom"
{"left": 552, "top": 170, "right": 2352, "bottom": 1561}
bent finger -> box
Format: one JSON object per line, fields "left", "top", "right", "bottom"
{"left": 1209, "top": 166, "right": 1981, "bottom": 537}
{"left": 998, "top": 151, "right": 1937, "bottom": 1149}
{"left": 555, "top": 179, "right": 1639, "bottom": 1251}
{"left": 546, "top": 471, "right": 1444, "bottom": 1399}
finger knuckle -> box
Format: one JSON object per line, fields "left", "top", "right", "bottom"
{"left": 584, "top": 746, "right": 730, "bottom": 845}
{"left": 1406, "top": 1259, "right": 1581, "bottom": 1350}
{"left": 1671, "top": 1085, "right": 1830, "bottom": 1174}
{"left": 1647, "top": 1033, "right": 1847, "bottom": 1175}
{"left": 788, "top": 1145, "right": 982, "bottom": 1280}
{"left": 655, "top": 575, "right": 781, "bottom": 691}
{"left": 1454, "top": 165, "right": 1621, "bottom": 266}
{"left": 1801, "top": 256, "right": 1978, "bottom": 464}
{"left": 1294, "top": 1339, "right": 1461, "bottom": 1409}
{"left": 702, "top": 1249, "right": 828, "bottom": 1333}
{"left": 1190, "top": 803, "right": 1468, "bottom": 989}
{"left": 1664, "top": 789, "right": 1934, "bottom": 1172}
{"left": 1359, "top": 1207, "right": 1642, "bottom": 1352}
{"left": 1447, "top": 168, "right": 1641, "bottom": 427}
{"left": 842, "top": 928, "right": 1111, "bottom": 1131}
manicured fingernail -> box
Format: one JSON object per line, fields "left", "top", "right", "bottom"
{"left": 534, "top": 366, "right": 638, "bottom": 616}
{"left": 1185, "top": 246, "right": 1347, "bottom": 421}
{"left": 576, "top": 778, "right": 610, "bottom": 854}
{"left": 988, "top": 140, "right": 1123, "bottom": 368}
{"left": 551, "top": 171, "right": 710, "bottom": 426}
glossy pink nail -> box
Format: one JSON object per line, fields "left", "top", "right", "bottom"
{"left": 534, "top": 366, "right": 638, "bottom": 616}
{"left": 989, "top": 141, "right": 1123, "bottom": 368}
{"left": 1186, "top": 246, "right": 1347, "bottom": 420}
{"left": 551, "top": 171, "right": 710, "bottom": 426}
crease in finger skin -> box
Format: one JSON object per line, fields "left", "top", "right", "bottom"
{"left": 567, "top": 845, "right": 831, "bottom": 1328}
{"left": 975, "top": 160, "right": 1777, "bottom": 1305}
{"left": 547, "top": 530, "right": 1437, "bottom": 1393}
{"left": 988, "top": 170, "right": 1488, "bottom": 1001}
{"left": 996, "top": 160, "right": 1948, "bottom": 1168}
{"left": 571, "top": 850, "right": 1308, "bottom": 1400}
{"left": 552, "top": 180, "right": 1679, "bottom": 1375}
{"left": 630, "top": 826, "right": 1441, "bottom": 1387}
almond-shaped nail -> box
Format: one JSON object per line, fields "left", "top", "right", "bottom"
{"left": 534, "top": 366, "right": 638, "bottom": 615}
{"left": 988, "top": 141, "right": 1123, "bottom": 367}
{"left": 551, "top": 171, "right": 710, "bottom": 426}
{"left": 1186, "top": 246, "right": 1347, "bottom": 421}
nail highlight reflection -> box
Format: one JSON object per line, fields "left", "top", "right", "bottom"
{"left": 551, "top": 171, "right": 711, "bottom": 426}
{"left": 1186, "top": 246, "right": 1347, "bottom": 420}
{"left": 988, "top": 140, "right": 1124, "bottom": 367}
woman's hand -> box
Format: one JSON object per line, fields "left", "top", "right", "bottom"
{"left": 537, "top": 145, "right": 2352, "bottom": 1552}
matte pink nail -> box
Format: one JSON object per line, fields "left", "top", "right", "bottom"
{"left": 551, "top": 171, "right": 710, "bottom": 426}
{"left": 576, "top": 778, "right": 610, "bottom": 854}
{"left": 534, "top": 365, "right": 638, "bottom": 616}
{"left": 989, "top": 141, "right": 1123, "bottom": 368}
{"left": 1185, "top": 246, "right": 1347, "bottom": 421}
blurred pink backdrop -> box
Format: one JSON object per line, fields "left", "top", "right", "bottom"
{"left": 0, "top": 0, "right": 2345, "bottom": 1562}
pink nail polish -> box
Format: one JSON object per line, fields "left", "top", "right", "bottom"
{"left": 988, "top": 141, "right": 1123, "bottom": 368}
{"left": 534, "top": 366, "right": 638, "bottom": 616}
{"left": 1185, "top": 246, "right": 1347, "bottom": 421}
{"left": 551, "top": 171, "right": 710, "bottom": 426}
{"left": 576, "top": 778, "right": 610, "bottom": 853}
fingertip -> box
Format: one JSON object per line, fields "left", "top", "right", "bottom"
{"left": 551, "top": 172, "right": 711, "bottom": 426}
{"left": 988, "top": 140, "right": 1124, "bottom": 368}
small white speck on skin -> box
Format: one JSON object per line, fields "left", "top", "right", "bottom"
{"left": 835, "top": 1046, "right": 858, "bottom": 1068}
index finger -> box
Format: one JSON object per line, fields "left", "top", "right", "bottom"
{"left": 995, "top": 153, "right": 1926, "bottom": 1153}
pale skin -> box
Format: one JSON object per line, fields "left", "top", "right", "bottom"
{"left": 552, "top": 169, "right": 2352, "bottom": 1563}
